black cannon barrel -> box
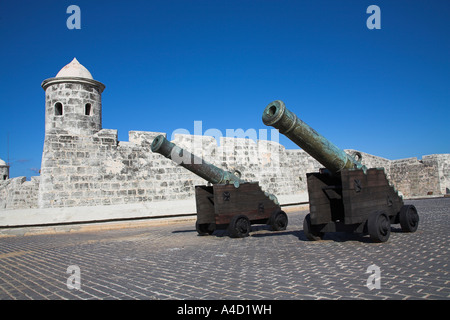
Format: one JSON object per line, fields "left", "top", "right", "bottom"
{"left": 262, "top": 100, "right": 366, "bottom": 174}
{"left": 151, "top": 135, "right": 244, "bottom": 187}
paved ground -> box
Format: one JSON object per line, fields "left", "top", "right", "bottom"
{"left": 0, "top": 198, "right": 448, "bottom": 301}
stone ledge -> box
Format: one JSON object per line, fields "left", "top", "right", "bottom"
{"left": 0, "top": 193, "right": 308, "bottom": 228}
{"left": 0, "top": 199, "right": 195, "bottom": 228}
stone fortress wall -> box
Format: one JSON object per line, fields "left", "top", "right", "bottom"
{"left": 1, "top": 129, "right": 449, "bottom": 211}
{"left": 1, "top": 58, "right": 449, "bottom": 213}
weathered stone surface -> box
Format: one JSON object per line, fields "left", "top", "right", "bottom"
{"left": 1, "top": 127, "right": 448, "bottom": 211}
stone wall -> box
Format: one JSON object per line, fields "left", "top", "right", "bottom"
{"left": 389, "top": 154, "right": 450, "bottom": 197}
{"left": 36, "top": 128, "right": 310, "bottom": 209}
{"left": 1, "top": 128, "right": 449, "bottom": 212}
{"left": 38, "top": 128, "right": 162, "bottom": 208}
{"left": 43, "top": 80, "right": 103, "bottom": 136}
{"left": 425, "top": 154, "right": 450, "bottom": 195}
{"left": 0, "top": 176, "right": 40, "bottom": 210}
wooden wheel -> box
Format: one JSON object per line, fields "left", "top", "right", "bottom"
{"left": 368, "top": 211, "right": 391, "bottom": 243}
{"left": 399, "top": 205, "right": 419, "bottom": 232}
{"left": 270, "top": 210, "right": 288, "bottom": 231}
{"left": 228, "top": 215, "right": 251, "bottom": 238}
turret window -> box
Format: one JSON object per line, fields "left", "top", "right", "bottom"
{"left": 85, "top": 103, "right": 92, "bottom": 116}
{"left": 54, "top": 102, "right": 63, "bottom": 116}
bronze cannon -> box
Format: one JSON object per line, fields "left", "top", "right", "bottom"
{"left": 263, "top": 100, "right": 419, "bottom": 242}
{"left": 151, "top": 135, "right": 287, "bottom": 238}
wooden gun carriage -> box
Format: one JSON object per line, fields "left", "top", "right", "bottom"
{"left": 151, "top": 135, "right": 287, "bottom": 238}
{"left": 262, "top": 100, "right": 419, "bottom": 242}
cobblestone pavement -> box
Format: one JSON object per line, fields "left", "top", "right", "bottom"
{"left": 0, "top": 198, "right": 449, "bottom": 300}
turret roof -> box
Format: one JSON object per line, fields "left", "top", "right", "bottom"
{"left": 55, "top": 58, "right": 93, "bottom": 79}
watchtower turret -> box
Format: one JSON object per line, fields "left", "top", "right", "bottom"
{"left": 41, "top": 58, "right": 105, "bottom": 135}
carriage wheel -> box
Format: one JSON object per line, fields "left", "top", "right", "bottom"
{"left": 270, "top": 210, "right": 288, "bottom": 231}
{"left": 399, "top": 205, "right": 419, "bottom": 232}
{"left": 368, "top": 211, "right": 391, "bottom": 243}
{"left": 228, "top": 215, "right": 251, "bottom": 238}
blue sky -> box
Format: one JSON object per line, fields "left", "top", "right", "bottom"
{"left": 0, "top": 0, "right": 449, "bottom": 179}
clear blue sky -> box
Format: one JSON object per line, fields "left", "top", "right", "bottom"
{"left": 0, "top": 0, "right": 449, "bottom": 179}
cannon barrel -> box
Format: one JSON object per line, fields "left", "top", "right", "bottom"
{"left": 262, "top": 100, "right": 366, "bottom": 174}
{"left": 151, "top": 135, "right": 244, "bottom": 187}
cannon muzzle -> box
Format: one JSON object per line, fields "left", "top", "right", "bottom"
{"left": 262, "top": 100, "right": 366, "bottom": 174}
{"left": 151, "top": 135, "right": 244, "bottom": 187}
